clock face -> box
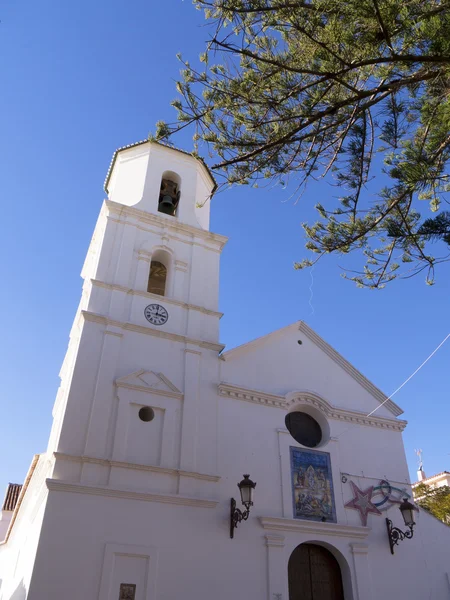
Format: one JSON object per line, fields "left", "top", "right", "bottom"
{"left": 144, "top": 304, "right": 169, "bottom": 326}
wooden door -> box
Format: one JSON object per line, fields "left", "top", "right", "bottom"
{"left": 288, "top": 543, "right": 344, "bottom": 600}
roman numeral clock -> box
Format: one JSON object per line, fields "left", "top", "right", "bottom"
{"left": 144, "top": 304, "right": 169, "bottom": 326}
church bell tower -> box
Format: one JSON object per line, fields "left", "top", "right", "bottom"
{"left": 47, "top": 140, "right": 227, "bottom": 487}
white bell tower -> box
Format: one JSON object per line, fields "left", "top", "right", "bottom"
{"left": 47, "top": 140, "right": 227, "bottom": 485}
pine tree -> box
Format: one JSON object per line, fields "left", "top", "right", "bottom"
{"left": 157, "top": 0, "right": 450, "bottom": 287}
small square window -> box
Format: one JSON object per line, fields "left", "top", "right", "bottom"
{"left": 119, "top": 583, "right": 136, "bottom": 600}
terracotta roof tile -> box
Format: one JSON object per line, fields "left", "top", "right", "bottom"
{"left": 2, "top": 483, "right": 22, "bottom": 511}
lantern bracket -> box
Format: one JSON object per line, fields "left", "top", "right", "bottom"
{"left": 386, "top": 518, "right": 414, "bottom": 554}
{"left": 230, "top": 498, "right": 251, "bottom": 539}
{"left": 230, "top": 474, "right": 256, "bottom": 539}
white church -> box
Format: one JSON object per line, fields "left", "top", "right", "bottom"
{"left": 1, "top": 141, "right": 449, "bottom": 600}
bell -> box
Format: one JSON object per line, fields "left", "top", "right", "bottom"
{"left": 158, "top": 194, "right": 176, "bottom": 215}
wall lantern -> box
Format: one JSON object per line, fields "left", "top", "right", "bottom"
{"left": 230, "top": 474, "right": 256, "bottom": 539}
{"left": 386, "top": 498, "right": 417, "bottom": 554}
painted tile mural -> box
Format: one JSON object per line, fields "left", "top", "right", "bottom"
{"left": 290, "top": 447, "right": 336, "bottom": 522}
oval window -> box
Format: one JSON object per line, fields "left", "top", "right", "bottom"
{"left": 285, "top": 412, "right": 322, "bottom": 447}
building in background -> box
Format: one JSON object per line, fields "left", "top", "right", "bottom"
{"left": 413, "top": 471, "right": 450, "bottom": 495}
{"left": 1, "top": 141, "right": 450, "bottom": 600}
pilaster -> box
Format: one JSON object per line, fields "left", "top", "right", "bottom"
{"left": 179, "top": 347, "right": 202, "bottom": 472}
{"left": 83, "top": 326, "right": 123, "bottom": 459}
{"left": 265, "top": 534, "right": 286, "bottom": 600}
{"left": 350, "top": 543, "right": 373, "bottom": 600}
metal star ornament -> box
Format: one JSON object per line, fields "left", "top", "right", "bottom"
{"left": 344, "top": 481, "right": 382, "bottom": 526}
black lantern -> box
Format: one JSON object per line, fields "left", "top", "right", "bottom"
{"left": 230, "top": 474, "right": 256, "bottom": 538}
{"left": 386, "top": 497, "right": 417, "bottom": 554}
{"left": 399, "top": 497, "right": 416, "bottom": 527}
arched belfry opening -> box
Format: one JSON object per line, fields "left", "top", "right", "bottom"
{"left": 147, "top": 249, "right": 171, "bottom": 296}
{"left": 288, "top": 543, "right": 344, "bottom": 600}
{"left": 158, "top": 171, "right": 181, "bottom": 216}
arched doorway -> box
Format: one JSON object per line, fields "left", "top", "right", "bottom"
{"left": 288, "top": 543, "right": 344, "bottom": 600}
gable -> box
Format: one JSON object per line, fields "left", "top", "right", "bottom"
{"left": 220, "top": 321, "right": 402, "bottom": 419}
{"left": 115, "top": 370, "right": 183, "bottom": 399}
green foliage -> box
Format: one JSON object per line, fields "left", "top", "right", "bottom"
{"left": 415, "top": 483, "right": 450, "bottom": 524}
{"left": 160, "top": 0, "right": 450, "bottom": 287}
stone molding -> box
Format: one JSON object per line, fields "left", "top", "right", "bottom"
{"left": 218, "top": 383, "right": 286, "bottom": 408}
{"left": 174, "top": 260, "right": 188, "bottom": 272}
{"left": 90, "top": 279, "right": 223, "bottom": 318}
{"left": 259, "top": 516, "right": 370, "bottom": 540}
{"left": 115, "top": 370, "right": 183, "bottom": 400}
{"left": 54, "top": 452, "right": 220, "bottom": 482}
{"left": 81, "top": 310, "right": 225, "bottom": 352}
{"left": 350, "top": 543, "right": 370, "bottom": 555}
{"left": 46, "top": 478, "right": 219, "bottom": 508}
{"left": 98, "top": 542, "right": 158, "bottom": 600}
{"left": 218, "top": 384, "right": 406, "bottom": 432}
{"left": 105, "top": 200, "right": 228, "bottom": 250}
{"left": 265, "top": 534, "right": 286, "bottom": 548}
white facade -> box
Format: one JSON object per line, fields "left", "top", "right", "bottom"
{"left": 1, "top": 141, "right": 450, "bottom": 600}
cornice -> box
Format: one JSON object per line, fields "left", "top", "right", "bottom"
{"left": 46, "top": 478, "right": 218, "bottom": 508}
{"left": 81, "top": 310, "right": 225, "bottom": 352}
{"left": 285, "top": 390, "right": 407, "bottom": 431}
{"left": 218, "top": 384, "right": 407, "bottom": 432}
{"left": 54, "top": 452, "right": 220, "bottom": 482}
{"left": 219, "top": 383, "right": 286, "bottom": 408}
{"left": 259, "top": 516, "right": 370, "bottom": 540}
{"left": 90, "top": 279, "right": 223, "bottom": 318}
{"left": 104, "top": 139, "right": 217, "bottom": 194}
{"left": 105, "top": 200, "right": 227, "bottom": 250}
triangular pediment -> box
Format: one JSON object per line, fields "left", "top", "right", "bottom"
{"left": 115, "top": 370, "right": 182, "bottom": 398}
{"left": 221, "top": 321, "right": 403, "bottom": 418}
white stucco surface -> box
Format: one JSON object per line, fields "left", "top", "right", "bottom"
{"left": 1, "top": 142, "right": 449, "bottom": 600}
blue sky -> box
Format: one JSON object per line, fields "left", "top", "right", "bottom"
{"left": 0, "top": 0, "right": 449, "bottom": 495}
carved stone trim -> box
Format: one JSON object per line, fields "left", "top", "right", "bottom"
{"left": 46, "top": 478, "right": 219, "bottom": 507}
{"left": 115, "top": 369, "right": 183, "bottom": 400}
{"left": 90, "top": 280, "right": 223, "bottom": 318}
{"left": 218, "top": 384, "right": 407, "bottom": 432}
{"left": 265, "top": 534, "right": 285, "bottom": 548}
{"left": 54, "top": 452, "right": 220, "bottom": 482}
{"left": 259, "top": 516, "right": 370, "bottom": 540}
{"left": 81, "top": 310, "right": 224, "bottom": 352}
{"left": 174, "top": 260, "right": 188, "bottom": 272}
{"left": 350, "top": 543, "right": 370, "bottom": 555}
{"left": 218, "top": 383, "right": 286, "bottom": 408}
{"left": 105, "top": 199, "right": 228, "bottom": 250}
